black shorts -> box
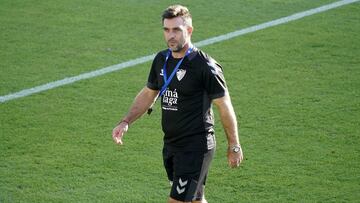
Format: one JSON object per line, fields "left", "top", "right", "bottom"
{"left": 163, "top": 147, "right": 215, "bottom": 202}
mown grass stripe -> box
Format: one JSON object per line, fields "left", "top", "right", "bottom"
{"left": 0, "top": 0, "right": 358, "bottom": 103}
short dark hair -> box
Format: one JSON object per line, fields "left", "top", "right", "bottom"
{"left": 161, "top": 5, "right": 192, "bottom": 27}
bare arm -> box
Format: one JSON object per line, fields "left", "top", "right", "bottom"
{"left": 112, "top": 86, "right": 159, "bottom": 145}
{"left": 121, "top": 86, "right": 159, "bottom": 124}
{"left": 213, "top": 93, "right": 243, "bottom": 168}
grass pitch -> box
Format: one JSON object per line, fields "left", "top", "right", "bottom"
{"left": 1, "top": 0, "right": 359, "bottom": 202}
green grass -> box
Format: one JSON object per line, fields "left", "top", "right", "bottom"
{"left": 0, "top": 0, "right": 336, "bottom": 95}
{"left": 1, "top": 0, "right": 359, "bottom": 202}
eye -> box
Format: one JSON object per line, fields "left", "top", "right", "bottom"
{"left": 174, "top": 27, "right": 182, "bottom": 32}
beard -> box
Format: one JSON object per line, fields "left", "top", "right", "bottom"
{"left": 170, "top": 44, "right": 183, "bottom": 52}
{"left": 167, "top": 38, "right": 186, "bottom": 52}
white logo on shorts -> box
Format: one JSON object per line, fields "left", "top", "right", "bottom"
{"left": 176, "top": 178, "right": 188, "bottom": 194}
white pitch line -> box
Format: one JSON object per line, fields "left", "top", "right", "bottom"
{"left": 1, "top": 0, "right": 358, "bottom": 103}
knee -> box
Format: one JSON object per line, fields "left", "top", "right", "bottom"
{"left": 168, "top": 197, "right": 207, "bottom": 203}
{"left": 192, "top": 200, "right": 207, "bottom": 203}
{"left": 168, "top": 197, "right": 190, "bottom": 203}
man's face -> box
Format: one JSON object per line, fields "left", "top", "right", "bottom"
{"left": 163, "top": 17, "right": 192, "bottom": 52}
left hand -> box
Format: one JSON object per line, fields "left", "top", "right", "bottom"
{"left": 112, "top": 122, "right": 129, "bottom": 145}
{"left": 227, "top": 146, "right": 243, "bottom": 168}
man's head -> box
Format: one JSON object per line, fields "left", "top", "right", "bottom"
{"left": 162, "top": 5, "right": 193, "bottom": 53}
{"left": 162, "top": 5, "right": 192, "bottom": 27}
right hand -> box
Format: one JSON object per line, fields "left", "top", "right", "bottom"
{"left": 227, "top": 145, "right": 243, "bottom": 168}
{"left": 112, "top": 122, "right": 129, "bottom": 145}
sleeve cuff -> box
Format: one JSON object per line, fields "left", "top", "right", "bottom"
{"left": 208, "top": 91, "right": 226, "bottom": 100}
{"left": 147, "top": 82, "right": 159, "bottom": 90}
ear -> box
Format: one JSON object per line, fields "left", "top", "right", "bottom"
{"left": 187, "top": 26, "right": 193, "bottom": 36}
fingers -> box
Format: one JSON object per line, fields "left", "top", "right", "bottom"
{"left": 114, "top": 136, "right": 123, "bottom": 145}
{"left": 112, "top": 126, "right": 124, "bottom": 145}
{"left": 229, "top": 159, "right": 241, "bottom": 168}
{"left": 228, "top": 152, "right": 243, "bottom": 168}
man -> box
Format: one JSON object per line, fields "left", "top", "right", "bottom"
{"left": 112, "top": 5, "right": 243, "bottom": 203}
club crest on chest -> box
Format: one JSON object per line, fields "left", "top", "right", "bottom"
{"left": 176, "top": 69, "right": 186, "bottom": 81}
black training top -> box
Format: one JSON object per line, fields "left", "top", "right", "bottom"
{"left": 147, "top": 47, "right": 227, "bottom": 151}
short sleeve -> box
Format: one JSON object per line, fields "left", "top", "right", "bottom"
{"left": 202, "top": 58, "right": 227, "bottom": 99}
{"left": 147, "top": 54, "right": 161, "bottom": 90}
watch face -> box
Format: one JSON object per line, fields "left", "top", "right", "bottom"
{"left": 233, "top": 146, "right": 240, "bottom": 153}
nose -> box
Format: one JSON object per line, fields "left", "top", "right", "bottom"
{"left": 168, "top": 30, "right": 176, "bottom": 39}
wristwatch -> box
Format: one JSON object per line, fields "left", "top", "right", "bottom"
{"left": 231, "top": 145, "right": 241, "bottom": 153}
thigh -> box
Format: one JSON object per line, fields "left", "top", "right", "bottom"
{"left": 169, "top": 149, "right": 215, "bottom": 202}
{"left": 163, "top": 147, "right": 175, "bottom": 182}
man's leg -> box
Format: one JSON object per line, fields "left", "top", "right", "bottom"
{"left": 166, "top": 149, "right": 214, "bottom": 202}
{"left": 168, "top": 197, "right": 190, "bottom": 203}
{"left": 192, "top": 200, "right": 208, "bottom": 203}
{"left": 167, "top": 197, "right": 208, "bottom": 203}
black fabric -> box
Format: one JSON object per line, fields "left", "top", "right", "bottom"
{"left": 163, "top": 147, "right": 215, "bottom": 201}
{"left": 147, "top": 48, "right": 227, "bottom": 151}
